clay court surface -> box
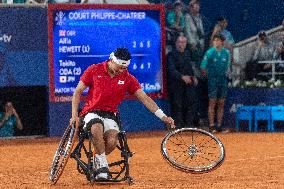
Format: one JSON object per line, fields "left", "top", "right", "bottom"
{"left": 1, "top": 131, "right": 284, "bottom": 189}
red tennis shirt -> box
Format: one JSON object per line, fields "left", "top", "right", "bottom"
{"left": 79, "top": 61, "right": 141, "bottom": 116}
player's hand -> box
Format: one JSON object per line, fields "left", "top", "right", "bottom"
{"left": 69, "top": 116, "right": 78, "bottom": 126}
{"left": 162, "top": 116, "right": 175, "bottom": 129}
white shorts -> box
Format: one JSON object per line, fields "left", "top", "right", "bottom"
{"left": 83, "top": 112, "right": 120, "bottom": 133}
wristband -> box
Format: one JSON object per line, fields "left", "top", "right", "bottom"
{"left": 154, "top": 109, "right": 166, "bottom": 119}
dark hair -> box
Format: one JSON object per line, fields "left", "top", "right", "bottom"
{"left": 258, "top": 31, "right": 267, "bottom": 39}
{"left": 217, "top": 16, "right": 227, "bottom": 22}
{"left": 189, "top": 0, "right": 199, "bottom": 6}
{"left": 113, "top": 48, "right": 131, "bottom": 61}
{"left": 213, "top": 33, "right": 225, "bottom": 41}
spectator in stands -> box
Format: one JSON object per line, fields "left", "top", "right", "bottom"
{"left": 210, "top": 16, "right": 235, "bottom": 51}
{"left": 200, "top": 34, "right": 230, "bottom": 133}
{"left": 184, "top": 0, "right": 205, "bottom": 61}
{"left": 167, "top": 35, "right": 199, "bottom": 128}
{"left": 184, "top": 0, "right": 208, "bottom": 128}
{"left": 273, "top": 30, "right": 284, "bottom": 61}
{"left": 252, "top": 31, "right": 274, "bottom": 62}
{"left": 0, "top": 102, "right": 23, "bottom": 137}
{"left": 166, "top": 0, "right": 185, "bottom": 46}
{"left": 245, "top": 31, "right": 273, "bottom": 80}
{"left": 273, "top": 30, "right": 284, "bottom": 79}
{"left": 246, "top": 31, "right": 274, "bottom": 80}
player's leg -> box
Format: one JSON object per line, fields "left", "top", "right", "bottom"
{"left": 83, "top": 113, "right": 109, "bottom": 180}
{"left": 208, "top": 98, "right": 217, "bottom": 132}
{"left": 208, "top": 77, "right": 218, "bottom": 132}
{"left": 216, "top": 77, "right": 229, "bottom": 132}
{"left": 216, "top": 98, "right": 225, "bottom": 129}
{"left": 93, "top": 117, "right": 120, "bottom": 180}
{"left": 104, "top": 129, "right": 119, "bottom": 155}
{"left": 90, "top": 122, "right": 105, "bottom": 154}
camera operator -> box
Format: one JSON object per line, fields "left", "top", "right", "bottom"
{"left": 0, "top": 101, "right": 23, "bottom": 137}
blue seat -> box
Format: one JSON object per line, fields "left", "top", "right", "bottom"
{"left": 236, "top": 106, "right": 254, "bottom": 132}
{"left": 253, "top": 106, "right": 271, "bottom": 132}
{"left": 271, "top": 106, "right": 284, "bottom": 132}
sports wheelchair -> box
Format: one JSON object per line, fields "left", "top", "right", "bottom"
{"left": 48, "top": 117, "right": 134, "bottom": 185}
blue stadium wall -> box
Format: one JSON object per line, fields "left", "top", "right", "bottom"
{"left": 0, "top": 2, "right": 283, "bottom": 136}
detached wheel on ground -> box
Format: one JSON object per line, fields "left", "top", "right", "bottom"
{"left": 161, "top": 128, "right": 225, "bottom": 173}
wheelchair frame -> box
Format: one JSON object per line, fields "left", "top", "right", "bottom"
{"left": 70, "top": 126, "right": 134, "bottom": 184}
{"left": 48, "top": 117, "right": 134, "bottom": 185}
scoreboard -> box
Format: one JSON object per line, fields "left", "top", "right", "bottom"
{"left": 48, "top": 4, "right": 166, "bottom": 102}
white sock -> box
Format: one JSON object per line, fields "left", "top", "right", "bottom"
{"left": 95, "top": 153, "right": 108, "bottom": 168}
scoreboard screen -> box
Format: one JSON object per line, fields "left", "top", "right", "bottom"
{"left": 48, "top": 4, "right": 165, "bottom": 102}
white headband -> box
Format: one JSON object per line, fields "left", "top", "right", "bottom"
{"left": 109, "top": 52, "right": 131, "bottom": 66}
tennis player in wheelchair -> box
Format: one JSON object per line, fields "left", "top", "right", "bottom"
{"left": 70, "top": 47, "right": 175, "bottom": 181}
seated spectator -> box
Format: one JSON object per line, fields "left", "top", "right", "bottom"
{"left": 252, "top": 31, "right": 274, "bottom": 62}
{"left": 0, "top": 102, "right": 23, "bottom": 137}
{"left": 245, "top": 31, "right": 274, "bottom": 80}
{"left": 210, "top": 16, "right": 235, "bottom": 51}
{"left": 273, "top": 30, "right": 284, "bottom": 61}
{"left": 273, "top": 30, "right": 284, "bottom": 79}
{"left": 184, "top": 0, "right": 205, "bottom": 61}
{"left": 166, "top": 0, "right": 185, "bottom": 46}
{"left": 184, "top": 0, "right": 208, "bottom": 127}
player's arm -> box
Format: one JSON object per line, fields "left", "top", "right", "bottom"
{"left": 71, "top": 81, "right": 87, "bottom": 124}
{"left": 134, "top": 89, "right": 175, "bottom": 128}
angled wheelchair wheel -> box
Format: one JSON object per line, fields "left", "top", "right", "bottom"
{"left": 48, "top": 120, "right": 79, "bottom": 184}
{"left": 161, "top": 128, "right": 225, "bottom": 173}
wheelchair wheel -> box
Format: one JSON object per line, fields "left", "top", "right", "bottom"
{"left": 48, "top": 120, "right": 79, "bottom": 184}
{"left": 161, "top": 128, "right": 225, "bottom": 173}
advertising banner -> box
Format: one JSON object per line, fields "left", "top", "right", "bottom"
{"left": 0, "top": 7, "right": 48, "bottom": 87}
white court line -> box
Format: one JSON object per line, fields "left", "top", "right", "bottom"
{"left": 226, "top": 155, "right": 284, "bottom": 162}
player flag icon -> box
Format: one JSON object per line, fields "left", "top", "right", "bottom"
{"left": 59, "top": 76, "right": 67, "bottom": 83}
